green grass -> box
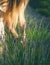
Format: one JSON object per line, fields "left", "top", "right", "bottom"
{"left": 0, "top": 13, "right": 50, "bottom": 65}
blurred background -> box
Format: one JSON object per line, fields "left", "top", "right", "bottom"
{"left": 0, "top": 0, "right": 50, "bottom": 65}
{"left": 29, "top": 0, "right": 50, "bottom": 18}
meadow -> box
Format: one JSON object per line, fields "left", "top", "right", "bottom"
{"left": 0, "top": 6, "right": 50, "bottom": 65}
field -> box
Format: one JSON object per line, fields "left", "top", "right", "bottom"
{"left": 0, "top": 6, "right": 50, "bottom": 65}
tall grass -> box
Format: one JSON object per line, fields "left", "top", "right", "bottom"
{"left": 0, "top": 10, "right": 50, "bottom": 65}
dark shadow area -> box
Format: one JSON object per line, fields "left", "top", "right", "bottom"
{"left": 29, "top": 0, "right": 50, "bottom": 18}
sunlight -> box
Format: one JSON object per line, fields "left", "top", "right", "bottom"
{"left": 0, "top": 17, "right": 5, "bottom": 42}
{"left": 0, "top": 17, "right": 5, "bottom": 56}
